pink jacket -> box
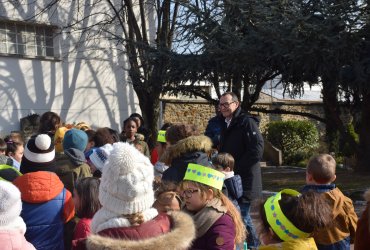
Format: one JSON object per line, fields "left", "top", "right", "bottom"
{"left": 0, "top": 230, "right": 35, "bottom": 250}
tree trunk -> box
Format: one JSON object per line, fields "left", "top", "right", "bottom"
{"left": 136, "top": 90, "right": 161, "bottom": 150}
{"left": 322, "top": 78, "right": 340, "bottom": 152}
{"left": 356, "top": 92, "right": 370, "bottom": 172}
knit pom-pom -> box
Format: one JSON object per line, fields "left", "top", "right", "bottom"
{"left": 35, "top": 134, "right": 51, "bottom": 150}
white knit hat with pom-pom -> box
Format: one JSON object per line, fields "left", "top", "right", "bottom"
{"left": 99, "top": 142, "right": 154, "bottom": 215}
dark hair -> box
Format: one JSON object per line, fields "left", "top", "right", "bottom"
{"left": 85, "top": 130, "right": 96, "bottom": 143}
{"left": 221, "top": 92, "right": 239, "bottom": 102}
{"left": 259, "top": 191, "right": 332, "bottom": 240}
{"left": 123, "top": 117, "right": 139, "bottom": 128}
{"left": 165, "top": 124, "right": 199, "bottom": 145}
{"left": 75, "top": 177, "right": 101, "bottom": 218}
{"left": 0, "top": 138, "right": 7, "bottom": 152}
{"left": 38, "top": 111, "right": 61, "bottom": 134}
{"left": 161, "top": 122, "right": 173, "bottom": 131}
{"left": 4, "top": 137, "right": 23, "bottom": 156}
{"left": 108, "top": 128, "right": 121, "bottom": 142}
{"left": 212, "top": 152, "right": 235, "bottom": 171}
{"left": 129, "top": 113, "right": 144, "bottom": 127}
{"left": 94, "top": 127, "right": 115, "bottom": 147}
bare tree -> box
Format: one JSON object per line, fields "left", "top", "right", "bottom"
{"left": 31, "top": 0, "right": 182, "bottom": 147}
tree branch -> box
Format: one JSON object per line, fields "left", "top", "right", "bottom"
{"left": 250, "top": 106, "right": 327, "bottom": 123}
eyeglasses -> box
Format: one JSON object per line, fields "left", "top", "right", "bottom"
{"left": 181, "top": 189, "right": 199, "bottom": 199}
{"left": 218, "top": 101, "right": 235, "bottom": 108}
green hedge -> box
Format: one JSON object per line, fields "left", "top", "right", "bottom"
{"left": 265, "top": 120, "right": 319, "bottom": 165}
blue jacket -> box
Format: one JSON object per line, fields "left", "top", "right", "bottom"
{"left": 224, "top": 174, "right": 243, "bottom": 210}
{"left": 22, "top": 189, "right": 65, "bottom": 250}
{"left": 14, "top": 171, "right": 75, "bottom": 250}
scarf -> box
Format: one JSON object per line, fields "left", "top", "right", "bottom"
{"left": 187, "top": 198, "right": 228, "bottom": 237}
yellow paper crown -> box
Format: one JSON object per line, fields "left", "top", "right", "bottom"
{"left": 184, "top": 163, "right": 225, "bottom": 190}
{"left": 264, "top": 189, "right": 310, "bottom": 242}
{"left": 157, "top": 130, "right": 166, "bottom": 143}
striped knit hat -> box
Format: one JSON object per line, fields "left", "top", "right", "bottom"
{"left": 20, "top": 134, "right": 56, "bottom": 174}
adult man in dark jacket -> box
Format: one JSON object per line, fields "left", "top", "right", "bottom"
{"left": 219, "top": 92, "right": 264, "bottom": 249}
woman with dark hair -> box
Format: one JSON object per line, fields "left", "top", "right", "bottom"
{"left": 129, "top": 113, "right": 150, "bottom": 143}
{"left": 120, "top": 117, "right": 150, "bottom": 158}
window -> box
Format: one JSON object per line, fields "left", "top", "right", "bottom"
{"left": 0, "top": 22, "right": 55, "bottom": 57}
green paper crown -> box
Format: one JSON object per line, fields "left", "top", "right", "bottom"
{"left": 264, "top": 189, "right": 310, "bottom": 242}
{"left": 157, "top": 130, "right": 166, "bottom": 143}
{"left": 184, "top": 163, "right": 225, "bottom": 190}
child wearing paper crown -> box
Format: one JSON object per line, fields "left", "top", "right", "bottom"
{"left": 180, "top": 163, "right": 246, "bottom": 249}
{"left": 258, "top": 189, "right": 332, "bottom": 250}
{"left": 302, "top": 154, "right": 357, "bottom": 249}
{"left": 154, "top": 129, "right": 170, "bottom": 178}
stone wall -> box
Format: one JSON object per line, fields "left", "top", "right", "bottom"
{"left": 161, "top": 99, "right": 327, "bottom": 135}
{"left": 161, "top": 100, "right": 216, "bottom": 132}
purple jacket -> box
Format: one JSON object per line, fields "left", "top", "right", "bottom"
{"left": 191, "top": 213, "right": 236, "bottom": 250}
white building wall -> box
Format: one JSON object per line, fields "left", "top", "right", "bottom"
{"left": 0, "top": 0, "right": 151, "bottom": 135}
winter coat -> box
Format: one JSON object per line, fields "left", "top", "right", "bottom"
{"left": 354, "top": 189, "right": 370, "bottom": 250}
{"left": 13, "top": 171, "right": 75, "bottom": 250}
{"left": 302, "top": 184, "right": 358, "bottom": 246}
{"left": 219, "top": 107, "right": 264, "bottom": 201}
{"left": 54, "top": 149, "right": 92, "bottom": 193}
{"left": 121, "top": 134, "right": 150, "bottom": 158}
{"left": 84, "top": 211, "right": 195, "bottom": 250}
{"left": 224, "top": 174, "right": 243, "bottom": 210}
{"left": 0, "top": 230, "right": 36, "bottom": 250}
{"left": 191, "top": 213, "right": 236, "bottom": 250}
{"left": 0, "top": 164, "right": 22, "bottom": 182}
{"left": 205, "top": 114, "right": 224, "bottom": 148}
{"left": 258, "top": 237, "right": 318, "bottom": 250}
{"left": 161, "top": 135, "right": 213, "bottom": 183}
{"left": 72, "top": 218, "right": 92, "bottom": 250}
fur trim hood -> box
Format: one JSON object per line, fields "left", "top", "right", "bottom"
{"left": 86, "top": 211, "right": 196, "bottom": 250}
{"left": 162, "top": 135, "right": 212, "bottom": 165}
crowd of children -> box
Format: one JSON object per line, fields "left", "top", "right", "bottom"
{"left": 0, "top": 110, "right": 368, "bottom": 250}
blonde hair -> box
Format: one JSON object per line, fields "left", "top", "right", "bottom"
{"left": 125, "top": 212, "right": 145, "bottom": 226}
{"left": 307, "top": 154, "right": 336, "bottom": 184}
{"left": 180, "top": 181, "right": 246, "bottom": 245}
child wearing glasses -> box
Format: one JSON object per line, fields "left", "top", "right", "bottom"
{"left": 258, "top": 189, "right": 332, "bottom": 249}
{"left": 180, "top": 163, "right": 245, "bottom": 249}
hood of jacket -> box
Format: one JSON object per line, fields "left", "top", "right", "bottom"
{"left": 86, "top": 211, "right": 195, "bottom": 250}
{"left": 232, "top": 107, "right": 260, "bottom": 126}
{"left": 13, "top": 171, "right": 64, "bottom": 203}
{"left": 163, "top": 135, "right": 212, "bottom": 165}
{"left": 64, "top": 148, "right": 86, "bottom": 166}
